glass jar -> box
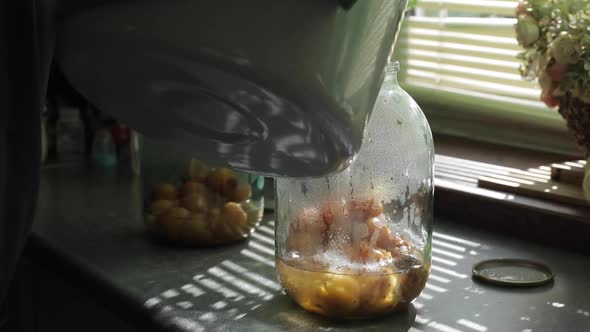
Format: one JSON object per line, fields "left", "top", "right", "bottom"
{"left": 275, "top": 62, "right": 434, "bottom": 319}
{"left": 92, "top": 128, "right": 118, "bottom": 168}
{"left": 140, "top": 135, "right": 264, "bottom": 246}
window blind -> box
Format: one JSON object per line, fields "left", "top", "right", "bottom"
{"left": 394, "top": 0, "right": 561, "bottom": 121}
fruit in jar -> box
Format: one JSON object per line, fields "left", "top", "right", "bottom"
{"left": 183, "top": 213, "right": 212, "bottom": 241}
{"left": 149, "top": 199, "right": 176, "bottom": 216}
{"left": 279, "top": 197, "right": 428, "bottom": 318}
{"left": 222, "top": 202, "right": 248, "bottom": 227}
{"left": 161, "top": 206, "right": 190, "bottom": 220}
{"left": 277, "top": 261, "right": 361, "bottom": 317}
{"left": 153, "top": 183, "right": 178, "bottom": 200}
{"left": 145, "top": 162, "right": 259, "bottom": 245}
{"left": 287, "top": 208, "right": 326, "bottom": 256}
{"left": 222, "top": 177, "right": 238, "bottom": 199}
{"left": 207, "top": 167, "right": 235, "bottom": 193}
{"left": 366, "top": 217, "right": 405, "bottom": 252}
{"left": 205, "top": 169, "right": 224, "bottom": 193}
{"left": 180, "top": 181, "right": 206, "bottom": 197}
{"left": 189, "top": 160, "right": 210, "bottom": 181}
{"left": 399, "top": 263, "right": 430, "bottom": 302}
{"left": 233, "top": 185, "right": 252, "bottom": 202}
{"left": 287, "top": 198, "right": 414, "bottom": 260}
{"left": 277, "top": 259, "right": 408, "bottom": 319}
{"left": 315, "top": 275, "right": 361, "bottom": 315}
{"left": 145, "top": 213, "right": 157, "bottom": 227}
{"left": 156, "top": 207, "right": 190, "bottom": 240}
{"left": 206, "top": 192, "right": 225, "bottom": 210}
{"left": 348, "top": 198, "right": 383, "bottom": 219}
{"left": 208, "top": 206, "right": 221, "bottom": 220}
{"left": 349, "top": 242, "right": 393, "bottom": 263}
{"left": 243, "top": 202, "right": 263, "bottom": 228}
{"left": 181, "top": 192, "right": 208, "bottom": 213}
{"left": 210, "top": 207, "right": 236, "bottom": 239}
{"left": 358, "top": 272, "right": 401, "bottom": 314}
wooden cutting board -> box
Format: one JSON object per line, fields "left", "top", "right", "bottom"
{"left": 478, "top": 160, "right": 589, "bottom": 207}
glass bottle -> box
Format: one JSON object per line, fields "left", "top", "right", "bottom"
{"left": 140, "top": 135, "right": 264, "bottom": 246}
{"left": 274, "top": 61, "right": 434, "bottom": 319}
{"left": 92, "top": 128, "right": 117, "bottom": 167}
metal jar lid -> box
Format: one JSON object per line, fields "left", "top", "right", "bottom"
{"left": 472, "top": 259, "right": 554, "bottom": 287}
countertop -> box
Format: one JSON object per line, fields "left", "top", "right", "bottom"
{"left": 32, "top": 164, "right": 590, "bottom": 332}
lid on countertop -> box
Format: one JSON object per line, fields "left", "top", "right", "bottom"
{"left": 472, "top": 259, "right": 554, "bottom": 287}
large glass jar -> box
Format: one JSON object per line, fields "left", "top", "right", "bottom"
{"left": 275, "top": 62, "right": 434, "bottom": 319}
{"left": 140, "top": 135, "right": 264, "bottom": 246}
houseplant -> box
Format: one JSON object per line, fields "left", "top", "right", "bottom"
{"left": 514, "top": 0, "right": 590, "bottom": 200}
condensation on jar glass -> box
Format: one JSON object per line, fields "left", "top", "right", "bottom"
{"left": 274, "top": 61, "right": 434, "bottom": 319}
{"left": 140, "top": 135, "right": 264, "bottom": 246}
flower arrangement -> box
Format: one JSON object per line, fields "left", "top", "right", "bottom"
{"left": 515, "top": 0, "right": 590, "bottom": 106}
{"left": 515, "top": 0, "right": 590, "bottom": 156}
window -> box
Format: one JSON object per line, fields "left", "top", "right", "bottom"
{"left": 394, "top": 0, "right": 579, "bottom": 155}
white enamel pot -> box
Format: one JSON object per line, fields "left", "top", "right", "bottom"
{"left": 57, "top": 0, "right": 408, "bottom": 177}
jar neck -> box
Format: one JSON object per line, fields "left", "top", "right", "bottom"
{"left": 384, "top": 61, "right": 400, "bottom": 85}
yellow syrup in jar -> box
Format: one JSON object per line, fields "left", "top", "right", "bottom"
{"left": 276, "top": 257, "right": 430, "bottom": 319}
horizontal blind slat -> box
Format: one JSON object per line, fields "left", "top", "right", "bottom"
{"left": 406, "top": 16, "right": 517, "bottom": 27}
{"left": 405, "top": 49, "right": 521, "bottom": 74}
{"left": 407, "top": 28, "right": 520, "bottom": 50}
{"left": 405, "top": 17, "right": 516, "bottom": 35}
{"left": 399, "top": 38, "right": 519, "bottom": 60}
{"left": 406, "top": 59, "right": 537, "bottom": 89}
{"left": 405, "top": 69, "right": 540, "bottom": 100}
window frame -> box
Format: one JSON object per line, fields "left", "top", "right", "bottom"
{"left": 392, "top": 4, "right": 580, "bottom": 156}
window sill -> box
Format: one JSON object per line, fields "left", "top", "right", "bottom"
{"left": 433, "top": 134, "right": 590, "bottom": 254}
